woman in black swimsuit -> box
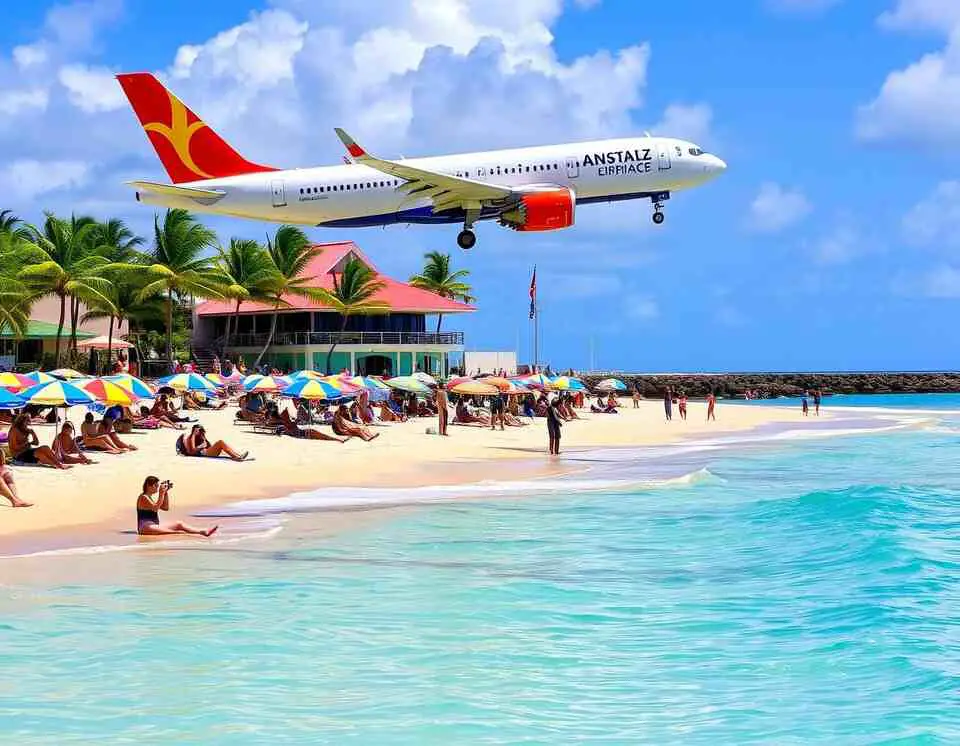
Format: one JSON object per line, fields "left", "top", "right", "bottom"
{"left": 546, "top": 398, "right": 563, "bottom": 456}
{"left": 182, "top": 425, "right": 249, "bottom": 461}
{"left": 136, "top": 476, "right": 218, "bottom": 537}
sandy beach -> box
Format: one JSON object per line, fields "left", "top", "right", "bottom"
{"left": 0, "top": 398, "right": 812, "bottom": 552}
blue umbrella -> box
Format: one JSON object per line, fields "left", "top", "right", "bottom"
{"left": 18, "top": 380, "right": 96, "bottom": 407}
{"left": 0, "top": 388, "right": 25, "bottom": 410}
{"left": 282, "top": 378, "right": 345, "bottom": 401}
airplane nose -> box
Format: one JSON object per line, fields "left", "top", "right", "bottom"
{"left": 706, "top": 155, "right": 727, "bottom": 174}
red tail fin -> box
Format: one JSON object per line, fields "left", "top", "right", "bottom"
{"left": 116, "top": 72, "right": 276, "bottom": 184}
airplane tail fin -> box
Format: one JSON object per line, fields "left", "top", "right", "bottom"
{"left": 116, "top": 72, "right": 277, "bottom": 184}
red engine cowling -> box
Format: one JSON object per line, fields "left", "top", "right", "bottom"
{"left": 498, "top": 188, "right": 575, "bottom": 232}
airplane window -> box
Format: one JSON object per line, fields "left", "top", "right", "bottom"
{"left": 525, "top": 166, "right": 529, "bottom": 172}
{"left": 689, "top": 147, "right": 704, "bottom": 156}
{"left": 675, "top": 147, "right": 682, "bottom": 157}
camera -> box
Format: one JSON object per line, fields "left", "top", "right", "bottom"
{"left": 162, "top": 480, "right": 174, "bottom": 489}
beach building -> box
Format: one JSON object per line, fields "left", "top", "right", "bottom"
{"left": 194, "top": 240, "right": 473, "bottom": 376}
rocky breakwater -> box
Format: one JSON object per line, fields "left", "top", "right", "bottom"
{"left": 581, "top": 372, "right": 960, "bottom": 399}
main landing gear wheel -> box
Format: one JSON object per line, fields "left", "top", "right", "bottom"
{"left": 457, "top": 229, "right": 477, "bottom": 250}
{"left": 652, "top": 210, "right": 665, "bottom": 225}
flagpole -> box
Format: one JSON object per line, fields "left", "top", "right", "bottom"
{"left": 534, "top": 300, "right": 540, "bottom": 372}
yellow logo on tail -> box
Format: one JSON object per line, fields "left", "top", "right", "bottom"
{"left": 144, "top": 90, "right": 213, "bottom": 180}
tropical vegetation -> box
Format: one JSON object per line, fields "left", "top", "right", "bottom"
{"left": 408, "top": 251, "right": 473, "bottom": 332}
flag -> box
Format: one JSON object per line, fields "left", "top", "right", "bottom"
{"left": 529, "top": 266, "right": 537, "bottom": 319}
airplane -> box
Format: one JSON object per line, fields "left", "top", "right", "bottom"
{"left": 116, "top": 72, "right": 727, "bottom": 250}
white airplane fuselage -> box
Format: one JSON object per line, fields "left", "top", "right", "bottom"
{"left": 136, "top": 136, "right": 726, "bottom": 229}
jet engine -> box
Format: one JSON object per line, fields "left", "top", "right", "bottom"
{"left": 498, "top": 188, "right": 575, "bottom": 232}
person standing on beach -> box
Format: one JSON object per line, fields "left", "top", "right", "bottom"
{"left": 490, "top": 391, "right": 506, "bottom": 431}
{"left": 663, "top": 387, "right": 673, "bottom": 421}
{"left": 706, "top": 392, "right": 717, "bottom": 421}
{"left": 813, "top": 389, "right": 822, "bottom": 416}
{"left": 436, "top": 385, "right": 449, "bottom": 436}
{"left": 678, "top": 392, "right": 688, "bottom": 421}
{"left": 633, "top": 386, "right": 641, "bottom": 408}
{"left": 802, "top": 392, "right": 809, "bottom": 416}
{"left": 546, "top": 399, "right": 563, "bottom": 455}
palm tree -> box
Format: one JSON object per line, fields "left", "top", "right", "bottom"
{"left": 138, "top": 209, "right": 226, "bottom": 367}
{"left": 408, "top": 251, "right": 472, "bottom": 332}
{"left": 18, "top": 213, "right": 114, "bottom": 366}
{"left": 0, "top": 231, "right": 36, "bottom": 340}
{"left": 82, "top": 272, "right": 163, "bottom": 374}
{"left": 316, "top": 258, "right": 388, "bottom": 374}
{"left": 253, "top": 226, "right": 325, "bottom": 368}
{"left": 0, "top": 209, "right": 32, "bottom": 241}
{"left": 216, "top": 238, "right": 277, "bottom": 355}
{"left": 88, "top": 218, "right": 144, "bottom": 366}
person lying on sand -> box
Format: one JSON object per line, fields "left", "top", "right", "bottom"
{"left": 0, "top": 450, "right": 31, "bottom": 507}
{"left": 52, "top": 422, "right": 94, "bottom": 465}
{"left": 80, "top": 413, "right": 125, "bottom": 453}
{"left": 98, "top": 415, "right": 138, "bottom": 451}
{"left": 454, "top": 400, "right": 490, "bottom": 426}
{"left": 181, "top": 424, "right": 249, "bottom": 461}
{"left": 333, "top": 404, "right": 380, "bottom": 441}
{"left": 8, "top": 414, "right": 69, "bottom": 469}
{"left": 266, "top": 402, "right": 346, "bottom": 442}
{"left": 136, "top": 476, "right": 217, "bottom": 537}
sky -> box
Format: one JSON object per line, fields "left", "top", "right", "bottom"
{"left": 0, "top": 0, "right": 958, "bottom": 372}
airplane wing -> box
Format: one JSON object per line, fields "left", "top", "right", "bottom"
{"left": 127, "top": 180, "right": 227, "bottom": 205}
{"left": 334, "top": 128, "right": 513, "bottom": 212}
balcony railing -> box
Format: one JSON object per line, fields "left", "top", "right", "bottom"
{"left": 227, "top": 330, "right": 464, "bottom": 348}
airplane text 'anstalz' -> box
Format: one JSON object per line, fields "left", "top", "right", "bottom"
{"left": 582, "top": 149, "right": 652, "bottom": 166}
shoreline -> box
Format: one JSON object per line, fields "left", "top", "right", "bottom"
{"left": 0, "top": 399, "right": 938, "bottom": 561}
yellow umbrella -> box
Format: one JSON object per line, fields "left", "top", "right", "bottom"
{"left": 48, "top": 368, "right": 86, "bottom": 380}
{"left": 449, "top": 380, "right": 500, "bottom": 396}
{"left": 80, "top": 379, "right": 136, "bottom": 406}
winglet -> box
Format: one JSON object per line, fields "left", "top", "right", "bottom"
{"left": 334, "top": 128, "right": 367, "bottom": 159}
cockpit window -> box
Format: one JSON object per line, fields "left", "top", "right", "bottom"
{"left": 689, "top": 147, "right": 704, "bottom": 156}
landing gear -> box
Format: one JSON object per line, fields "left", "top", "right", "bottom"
{"left": 457, "top": 229, "right": 477, "bottom": 250}
{"left": 650, "top": 191, "right": 670, "bottom": 225}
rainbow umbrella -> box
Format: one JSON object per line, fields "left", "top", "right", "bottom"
{"left": 521, "top": 373, "right": 554, "bottom": 389}
{"left": 348, "top": 375, "right": 390, "bottom": 392}
{"left": 595, "top": 378, "right": 627, "bottom": 392}
{"left": 0, "top": 388, "right": 25, "bottom": 409}
{"left": 0, "top": 371, "right": 34, "bottom": 391}
{"left": 243, "top": 374, "right": 291, "bottom": 393}
{"left": 283, "top": 377, "right": 343, "bottom": 401}
{"left": 25, "top": 370, "right": 56, "bottom": 385}
{"left": 319, "top": 375, "right": 363, "bottom": 394}
{"left": 449, "top": 380, "right": 499, "bottom": 396}
{"left": 103, "top": 374, "right": 155, "bottom": 399}
{"left": 384, "top": 376, "right": 432, "bottom": 395}
{"left": 80, "top": 378, "right": 137, "bottom": 406}
{"left": 48, "top": 368, "right": 86, "bottom": 380}
{"left": 18, "top": 380, "right": 95, "bottom": 407}
{"left": 158, "top": 372, "right": 217, "bottom": 393}
{"left": 291, "top": 370, "right": 325, "bottom": 380}
{"left": 551, "top": 376, "right": 586, "bottom": 391}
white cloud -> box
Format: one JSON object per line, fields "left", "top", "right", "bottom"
{"left": 922, "top": 265, "right": 960, "bottom": 297}
{"left": 0, "top": 88, "right": 49, "bottom": 115}
{"left": 58, "top": 64, "right": 126, "bottom": 112}
{"left": 0, "top": 160, "right": 90, "bottom": 200}
{"left": 858, "top": 1, "right": 960, "bottom": 146}
{"left": 652, "top": 102, "right": 713, "bottom": 143}
{"left": 747, "top": 182, "right": 812, "bottom": 233}
{"left": 624, "top": 294, "right": 659, "bottom": 321}
{"left": 811, "top": 224, "right": 859, "bottom": 265}
{"left": 902, "top": 180, "right": 960, "bottom": 247}
{"left": 13, "top": 44, "right": 48, "bottom": 70}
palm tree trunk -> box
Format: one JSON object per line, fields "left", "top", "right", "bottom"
{"left": 253, "top": 302, "right": 280, "bottom": 369}
{"left": 166, "top": 287, "right": 173, "bottom": 371}
{"left": 106, "top": 316, "right": 114, "bottom": 375}
{"left": 231, "top": 299, "right": 242, "bottom": 352}
{"left": 326, "top": 314, "right": 349, "bottom": 374}
{"left": 54, "top": 294, "right": 65, "bottom": 367}
{"left": 436, "top": 313, "right": 444, "bottom": 334}
{"left": 69, "top": 297, "right": 79, "bottom": 356}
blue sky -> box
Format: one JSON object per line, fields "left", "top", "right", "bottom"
{"left": 1, "top": 0, "right": 958, "bottom": 371}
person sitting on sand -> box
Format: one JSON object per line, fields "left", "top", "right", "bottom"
{"left": 185, "top": 391, "right": 228, "bottom": 411}
{"left": 454, "top": 399, "right": 489, "bottom": 426}
{"left": 152, "top": 394, "right": 190, "bottom": 424}
{"left": 236, "top": 393, "right": 266, "bottom": 424}
{"left": 80, "top": 413, "right": 125, "bottom": 453}
{"left": 52, "top": 422, "right": 94, "bottom": 465}
{"left": 99, "top": 415, "right": 138, "bottom": 452}
{"left": 136, "top": 476, "right": 217, "bottom": 537}
{"left": 0, "top": 450, "right": 31, "bottom": 507}
{"left": 131, "top": 404, "right": 180, "bottom": 430}
{"left": 377, "top": 401, "right": 405, "bottom": 422}
{"left": 522, "top": 395, "right": 536, "bottom": 419}
{"left": 8, "top": 414, "right": 68, "bottom": 469}
{"left": 266, "top": 402, "right": 346, "bottom": 442}
{"left": 180, "top": 424, "right": 249, "bottom": 461}
{"left": 332, "top": 404, "right": 380, "bottom": 441}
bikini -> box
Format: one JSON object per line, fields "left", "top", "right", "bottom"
{"left": 137, "top": 499, "right": 159, "bottom": 532}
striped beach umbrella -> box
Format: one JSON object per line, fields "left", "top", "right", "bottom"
{"left": 243, "top": 374, "right": 291, "bottom": 393}
{"left": 348, "top": 375, "right": 390, "bottom": 392}
{"left": 80, "top": 378, "right": 137, "bottom": 406}
{"left": 290, "top": 369, "right": 325, "bottom": 380}
{"left": 24, "top": 370, "right": 56, "bottom": 385}
{"left": 449, "top": 380, "right": 499, "bottom": 396}
{"left": 521, "top": 373, "right": 554, "bottom": 389}
{"left": 320, "top": 375, "right": 363, "bottom": 394}
{"left": 0, "top": 371, "right": 34, "bottom": 391}
{"left": 158, "top": 372, "right": 217, "bottom": 393}
{"left": 103, "top": 374, "right": 155, "bottom": 399}
{"left": 384, "top": 375, "right": 432, "bottom": 395}
{"left": 283, "top": 377, "right": 343, "bottom": 401}
{"left": 551, "top": 376, "right": 586, "bottom": 391}
{"left": 48, "top": 368, "right": 86, "bottom": 380}
{"left": 0, "top": 388, "right": 25, "bottom": 409}
{"left": 18, "top": 380, "right": 95, "bottom": 407}
{"left": 595, "top": 377, "right": 627, "bottom": 392}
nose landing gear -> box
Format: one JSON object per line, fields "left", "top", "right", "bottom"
{"left": 650, "top": 191, "right": 670, "bottom": 225}
{"left": 457, "top": 229, "right": 476, "bottom": 250}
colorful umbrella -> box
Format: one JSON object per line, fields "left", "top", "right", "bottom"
{"left": 0, "top": 388, "right": 25, "bottom": 409}
{"left": 80, "top": 378, "right": 137, "bottom": 406}
{"left": 0, "top": 371, "right": 35, "bottom": 391}
{"left": 595, "top": 378, "right": 627, "bottom": 392}
{"left": 384, "top": 376, "right": 432, "bottom": 395}
{"left": 449, "top": 380, "right": 500, "bottom": 396}
{"left": 413, "top": 371, "right": 437, "bottom": 386}
{"left": 103, "top": 374, "right": 155, "bottom": 399}
{"left": 242, "top": 374, "right": 291, "bottom": 393}
{"left": 18, "top": 381, "right": 95, "bottom": 407}
{"left": 48, "top": 368, "right": 86, "bottom": 380}
{"left": 282, "top": 378, "right": 344, "bottom": 401}
{"left": 290, "top": 370, "right": 325, "bottom": 380}
{"left": 521, "top": 373, "right": 554, "bottom": 389}
{"left": 480, "top": 376, "right": 517, "bottom": 392}
{"left": 551, "top": 376, "right": 586, "bottom": 391}
{"left": 158, "top": 372, "right": 217, "bottom": 393}
{"left": 320, "top": 375, "right": 363, "bottom": 394}
{"left": 24, "top": 371, "right": 56, "bottom": 385}
{"left": 204, "top": 373, "right": 233, "bottom": 387}
{"left": 348, "top": 375, "right": 390, "bottom": 391}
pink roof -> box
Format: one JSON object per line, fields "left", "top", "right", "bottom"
{"left": 196, "top": 241, "right": 475, "bottom": 317}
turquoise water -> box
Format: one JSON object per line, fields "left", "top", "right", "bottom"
{"left": 2, "top": 418, "right": 960, "bottom": 742}
{"left": 734, "top": 392, "right": 960, "bottom": 410}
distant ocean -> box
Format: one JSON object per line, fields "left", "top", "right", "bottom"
{"left": 733, "top": 392, "right": 960, "bottom": 410}
{"left": 1, "top": 405, "right": 958, "bottom": 742}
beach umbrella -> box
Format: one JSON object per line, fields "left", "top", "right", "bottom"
{"left": 103, "top": 374, "right": 155, "bottom": 399}
{"left": 80, "top": 378, "right": 137, "bottom": 406}
{"left": 384, "top": 375, "right": 432, "bottom": 395}
{"left": 291, "top": 369, "right": 325, "bottom": 380}
{"left": 348, "top": 375, "right": 390, "bottom": 391}
{"left": 282, "top": 378, "right": 344, "bottom": 401}
{"left": 24, "top": 370, "right": 56, "bottom": 385}
{"left": 551, "top": 376, "right": 586, "bottom": 391}
{"left": 595, "top": 378, "right": 627, "bottom": 392}
{"left": 449, "top": 380, "right": 499, "bottom": 396}
{"left": 319, "top": 375, "right": 363, "bottom": 394}
{"left": 413, "top": 371, "right": 437, "bottom": 386}
{"left": 158, "top": 372, "right": 217, "bottom": 393}
{"left": 242, "top": 374, "right": 291, "bottom": 393}
{"left": 0, "top": 371, "right": 34, "bottom": 391}
{"left": 18, "top": 380, "right": 95, "bottom": 407}
{"left": 48, "top": 368, "right": 86, "bottom": 380}
{"left": 521, "top": 373, "right": 554, "bottom": 389}
{"left": 481, "top": 376, "right": 518, "bottom": 393}
{"left": 0, "top": 389, "right": 25, "bottom": 409}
